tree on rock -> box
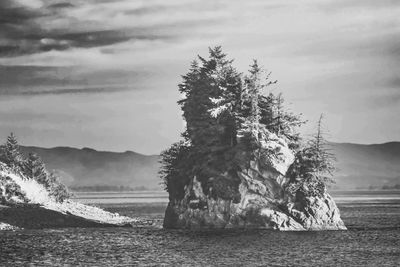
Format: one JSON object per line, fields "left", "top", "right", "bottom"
{"left": 161, "top": 47, "right": 344, "bottom": 230}
{"left": 160, "top": 47, "right": 309, "bottom": 202}
{"left": 176, "top": 47, "right": 245, "bottom": 194}
{"left": 179, "top": 46, "right": 242, "bottom": 152}
{"left": 159, "top": 141, "right": 193, "bottom": 200}
{"left": 258, "top": 93, "right": 305, "bottom": 149}
{"left": 286, "top": 114, "right": 336, "bottom": 197}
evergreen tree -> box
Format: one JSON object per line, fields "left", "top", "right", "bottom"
{"left": 0, "top": 133, "right": 23, "bottom": 169}
{"left": 259, "top": 93, "right": 305, "bottom": 148}
{"left": 179, "top": 46, "right": 242, "bottom": 151}
{"left": 258, "top": 93, "right": 274, "bottom": 127}
{"left": 0, "top": 133, "right": 71, "bottom": 202}
{"left": 46, "top": 172, "right": 71, "bottom": 202}
{"left": 307, "top": 114, "right": 336, "bottom": 181}
{"left": 22, "top": 153, "right": 48, "bottom": 182}
{"left": 286, "top": 114, "right": 336, "bottom": 197}
{"left": 243, "top": 60, "right": 263, "bottom": 123}
{"left": 159, "top": 141, "right": 193, "bottom": 200}
{"left": 237, "top": 61, "right": 268, "bottom": 152}
{"left": 166, "top": 47, "right": 244, "bottom": 196}
{"left": 178, "top": 54, "right": 217, "bottom": 150}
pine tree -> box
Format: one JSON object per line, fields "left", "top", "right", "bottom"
{"left": 238, "top": 61, "right": 280, "bottom": 142}
{"left": 164, "top": 47, "right": 244, "bottom": 197}
{"left": 286, "top": 114, "right": 336, "bottom": 197}
{"left": 23, "top": 153, "right": 48, "bottom": 182}
{"left": 274, "top": 93, "right": 284, "bottom": 135}
{"left": 237, "top": 61, "right": 265, "bottom": 151}
{"left": 159, "top": 141, "right": 193, "bottom": 200}
{"left": 179, "top": 46, "right": 243, "bottom": 152}
{"left": 258, "top": 93, "right": 275, "bottom": 127}
{"left": 258, "top": 93, "right": 305, "bottom": 148}
{"left": 0, "top": 133, "right": 23, "bottom": 169}
{"left": 307, "top": 114, "right": 335, "bottom": 182}
{"left": 178, "top": 53, "right": 217, "bottom": 150}
{"left": 0, "top": 134, "right": 71, "bottom": 202}
{"left": 244, "top": 60, "right": 263, "bottom": 123}
{"left": 46, "top": 172, "right": 71, "bottom": 202}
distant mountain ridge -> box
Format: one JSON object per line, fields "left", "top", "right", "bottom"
{"left": 19, "top": 142, "right": 400, "bottom": 191}
{"left": 330, "top": 141, "right": 400, "bottom": 189}
{"left": 19, "top": 146, "right": 161, "bottom": 190}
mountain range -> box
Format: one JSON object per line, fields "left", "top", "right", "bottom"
{"left": 19, "top": 146, "right": 161, "bottom": 190}
{"left": 20, "top": 142, "right": 400, "bottom": 191}
{"left": 331, "top": 142, "right": 400, "bottom": 190}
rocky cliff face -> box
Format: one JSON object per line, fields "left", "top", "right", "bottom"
{"left": 164, "top": 135, "right": 346, "bottom": 231}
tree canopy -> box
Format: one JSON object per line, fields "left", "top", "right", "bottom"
{"left": 160, "top": 47, "right": 334, "bottom": 200}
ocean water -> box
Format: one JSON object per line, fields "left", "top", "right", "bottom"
{"left": 1, "top": 192, "right": 399, "bottom": 266}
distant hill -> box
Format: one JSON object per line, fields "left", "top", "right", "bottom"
{"left": 20, "top": 142, "right": 400, "bottom": 191}
{"left": 330, "top": 142, "right": 400, "bottom": 190}
{"left": 20, "top": 146, "right": 161, "bottom": 190}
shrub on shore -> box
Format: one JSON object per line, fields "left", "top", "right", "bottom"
{"left": 0, "top": 133, "right": 71, "bottom": 203}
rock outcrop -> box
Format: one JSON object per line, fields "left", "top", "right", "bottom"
{"left": 0, "top": 163, "right": 143, "bottom": 229}
{"left": 164, "top": 135, "right": 346, "bottom": 231}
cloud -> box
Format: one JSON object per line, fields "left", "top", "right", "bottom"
{"left": 18, "top": 86, "right": 133, "bottom": 96}
{"left": 0, "top": 64, "right": 154, "bottom": 96}
{"left": 47, "top": 2, "right": 74, "bottom": 10}
{"left": 0, "top": 0, "right": 224, "bottom": 58}
{"left": 366, "top": 77, "right": 400, "bottom": 108}
{"left": 0, "top": 0, "right": 226, "bottom": 95}
{"left": 0, "top": 0, "right": 44, "bottom": 24}
{"left": 0, "top": 0, "right": 399, "bottom": 152}
{"left": 319, "top": 0, "right": 400, "bottom": 12}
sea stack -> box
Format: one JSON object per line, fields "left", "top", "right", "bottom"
{"left": 160, "top": 47, "right": 346, "bottom": 231}
{"left": 163, "top": 131, "right": 346, "bottom": 230}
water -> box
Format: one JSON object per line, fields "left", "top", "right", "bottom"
{"left": 72, "top": 191, "right": 169, "bottom": 204}
{"left": 1, "top": 192, "right": 399, "bottom": 266}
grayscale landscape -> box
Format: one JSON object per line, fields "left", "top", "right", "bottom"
{"left": 0, "top": 0, "right": 399, "bottom": 266}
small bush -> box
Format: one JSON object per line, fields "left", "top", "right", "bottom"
{"left": 44, "top": 173, "right": 72, "bottom": 202}
{"left": 0, "top": 176, "right": 27, "bottom": 203}
{"left": 159, "top": 141, "right": 193, "bottom": 200}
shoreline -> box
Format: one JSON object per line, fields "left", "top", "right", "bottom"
{"left": 0, "top": 202, "right": 155, "bottom": 230}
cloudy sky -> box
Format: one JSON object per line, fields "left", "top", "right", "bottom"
{"left": 0, "top": 0, "right": 399, "bottom": 154}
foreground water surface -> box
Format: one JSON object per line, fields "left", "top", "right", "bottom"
{"left": 1, "top": 191, "right": 399, "bottom": 266}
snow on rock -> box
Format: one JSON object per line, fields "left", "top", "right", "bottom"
{"left": 259, "top": 131, "right": 295, "bottom": 176}
{"left": 0, "top": 166, "right": 53, "bottom": 204}
{"left": 237, "top": 123, "right": 295, "bottom": 176}
{"left": 43, "top": 200, "right": 136, "bottom": 226}
{"left": 0, "top": 222, "right": 19, "bottom": 231}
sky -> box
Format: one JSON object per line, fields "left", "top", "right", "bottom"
{"left": 0, "top": 0, "right": 399, "bottom": 154}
